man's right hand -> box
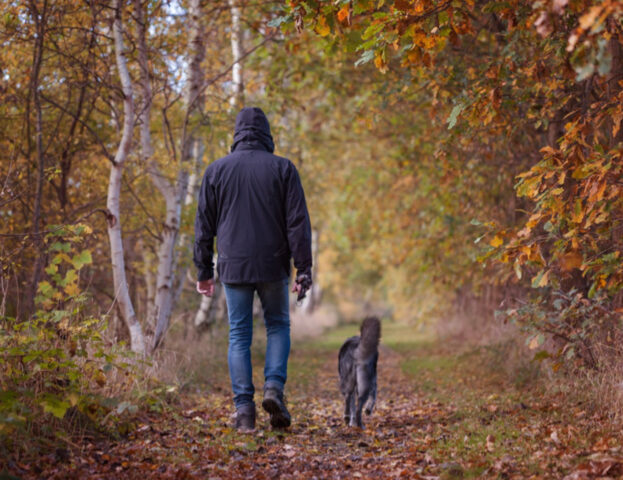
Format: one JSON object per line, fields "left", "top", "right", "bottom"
{"left": 196, "top": 279, "right": 215, "bottom": 297}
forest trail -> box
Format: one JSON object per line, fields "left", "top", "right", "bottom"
{"left": 14, "top": 323, "right": 623, "bottom": 480}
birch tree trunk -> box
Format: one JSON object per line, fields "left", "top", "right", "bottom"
{"left": 302, "top": 229, "right": 321, "bottom": 314}
{"left": 134, "top": 0, "right": 169, "bottom": 335}
{"left": 173, "top": 138, "right": 204, "bottom": 306}
{"left": 107, "top": 0, "right": 145, "bottom": 354}
{"left": 193, "top": 0, "right": 245, "bottom": 331}
{"left": 152, "top": 0, "right": 206, "bottom": 351}
{"left": 228, "top": 0, "right": 244, "bottom": 109}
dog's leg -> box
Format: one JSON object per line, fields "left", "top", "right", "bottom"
{"left": 343, "top": 391, "right": 352, "bottom": 425}
{"left": 365, "top": 376, "right": 377, "bottom": 415}
{"left": 348, "top": 390, "right": 357, "bottom": 427}
{"left": 354, "top": 366, "right": 371, "bottom": 428}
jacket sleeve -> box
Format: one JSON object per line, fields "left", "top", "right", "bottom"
{"left": 193, "top": 169, "right": 217, "bottom": 281}
{"left": 284, "top": 162, "right": 312, "bottom": 276}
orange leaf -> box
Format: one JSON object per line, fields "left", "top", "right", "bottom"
{"left": 374, "top": 54, "right": 388, "bottom": 74}
{"left": 337, "top": 5, "right": 350, "bottom": 23}
{"left": 560, "top": 251, "right": 583, "bottom": 271}
{"left": 578, "top": 6, "right": 603, "bottom": 31}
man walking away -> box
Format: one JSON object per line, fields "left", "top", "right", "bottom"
{"left": 193, "top": 107, "right": 312, "bottom": 432}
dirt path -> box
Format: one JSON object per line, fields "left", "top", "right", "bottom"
{"left": 14, "top": 323, "right": 623, "bottom": 479}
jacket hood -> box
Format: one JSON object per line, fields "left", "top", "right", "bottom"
{"left": 231, "top": 107, "right": 275, "bottom": 153}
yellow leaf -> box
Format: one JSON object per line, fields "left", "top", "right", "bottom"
{"left": 68, "top": 392, "right": 80, "bottom": 407}
{"left": 94, "top": 370, "right": 106, "bottom": 387}
{"left": 315, "top": 16, "right": 330, "bottom": 36}
{"left": 514, "top": 260, "right": 522, "bottom": 280}
{"left": 538, "top": 270, "right": 550, "bottom": 287}
{"left": 490, "top": 235, "right": 503, "bottom": 247}
{"left": 64, "top": 282, "right": 80, "bottom": 296}
{"left": 374, "top": 53, "right": 388, "bottom": 74}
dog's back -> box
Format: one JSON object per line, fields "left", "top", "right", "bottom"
{"left": 338, "top": 317, "right": 381, "bottom": 428}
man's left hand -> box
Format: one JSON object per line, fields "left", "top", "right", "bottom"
{"left": 292, "top": 273, "right": 312, "bottom": 301}
{"left": 197, "top": 279, "right": 215, "bottom": 297}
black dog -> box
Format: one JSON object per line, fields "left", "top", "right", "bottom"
{"left": 338, "top": 317, "right": 381, "bottom": 428}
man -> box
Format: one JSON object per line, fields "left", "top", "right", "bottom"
{"left": 193, "top": 107, "right": 312, "bottom": 432}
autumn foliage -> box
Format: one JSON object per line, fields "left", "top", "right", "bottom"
{"left": 3, "top": 0, "right": 623, "bottom": 474}
{"left": 270, "top": 0, "right": 623, "bottom": 369}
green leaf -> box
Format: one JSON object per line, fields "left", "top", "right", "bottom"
{"left": 596, "top": 37, "right": 612, "bottom": 76}
{"left": 267, "top": 15, "right": 290, "bottom": 28}
{"left": 531, "top": 270, "right": 544, "bottom": 288}
{"left": 51, "top": 241, "right": 71, "bottom": 253}
{"left": 71, "top": 250, "right": 92, "bottom": 270}
{"left": 38, "top": 281, "right": 55, "bottom": 298}
{"left": 41, "top": 396, "right": 70, "bottom": 419}
{"left": 575, "top": 62, "right": 595, "bottom": 82}
{"left": 533, "top": 350, "right": 550, "bottom": 361}
{"left": 588, "top": 281, "right": 597, "bottom": 299}
{"left": 361, "top": 22, "right": 384, "bottom": 41}
{"left": 61, "top": 269, "right": 78, "bottom": 287}
{"left": 447, "top": 104, "right": 464, "bottom": 129}
{"left": 355, "top": 50, "right": 375, "bottom": 67}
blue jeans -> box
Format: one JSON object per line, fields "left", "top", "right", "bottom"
{"left": 223, "top": 279, "right": 290, "bottom": 409}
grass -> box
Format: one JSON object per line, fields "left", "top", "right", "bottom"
{"left": 377, "top": 320, "right": 609, "bottom": 478}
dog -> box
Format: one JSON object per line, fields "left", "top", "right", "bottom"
{"left": 338, "top": 316, "right": 381, "bottom": 428}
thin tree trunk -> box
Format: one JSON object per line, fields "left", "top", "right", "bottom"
{"left": 303, "top": 229, "right": 320, "bottom": 314}
{"left": 107, "top": 0, "right": 145, "bottom": 354}
{"left": 27, "top": 0, "right": 47, "bottom": 318}
{"left": 133, "top": 0, "right": 169, "bottom": 337}
{"left": 152, "top": 0, "right": 206, "bottom": 351}
{"left": 173, "top": 138, "right": 204, "bottom": 306}
{"left": 144, "top": 249, "right": 156, "bottom": 331}
{"left": 228, "top": 0, "right": 244, "bottom": 109}
{"left": 193, "top": 0, "right": 245, "bottom": 331}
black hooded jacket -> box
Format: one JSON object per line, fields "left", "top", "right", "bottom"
{"left": 193, "top": 107, "right": 312, "bottom": 284}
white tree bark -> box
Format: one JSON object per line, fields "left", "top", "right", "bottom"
{"left": 228, "top": 0, "right": 244, "bottom": 109}
{"left": 152, "top": 0, "right": 206, "bottom": 351}
{"left": 302, "top": 229, "right": 321, "bottom": 313}
{"left": 107, "top": 0, "right": 145, "bottom": 354}
{"left": 194, "top": 0, "right": 245, "bottom": 330}
{"left": 134, "top": 0, "right": 175, "bottom": 344}
{"left": 173, "top": 138, "right": 204, "bottom": 306}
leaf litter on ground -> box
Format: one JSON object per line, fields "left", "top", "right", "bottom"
{"left": 5, "top": 323, "right": 623, "bottom": 479}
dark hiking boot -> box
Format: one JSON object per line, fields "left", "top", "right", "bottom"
{"left": 234, "top": 403, "right": 256, "bottom": 432}
{"left": 262, "top": 388, "right": 291, "bottom": 429}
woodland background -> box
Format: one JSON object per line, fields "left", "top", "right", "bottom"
{"left": 1, "top": 0, "right": 623, "bottom": 470}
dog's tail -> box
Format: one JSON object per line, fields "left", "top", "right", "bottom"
{"left": 356, "top": 316, "right": 381, "bottom": 359}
